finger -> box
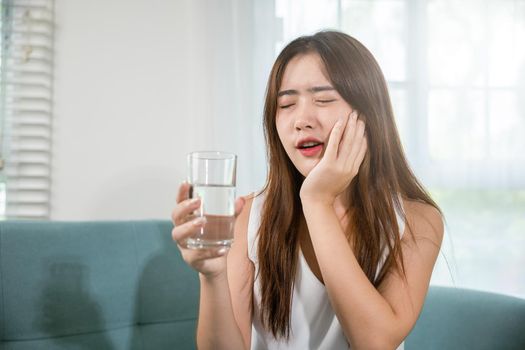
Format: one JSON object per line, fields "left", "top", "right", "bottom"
{"left": 352, "top": 135, "right": 368, "bottom": 176}
{"left": 178, "top": 245, "right": 229, "bottom": 263}
{"left": 339, "top": 110, "right": 359, "bottom": 160}
{"left": 347, "top": 118, "right": 366, "bottom": 162}
{"left": 171, "top": 216, "right": 207, "bottom": 242}
{"left": 234, "top": 196, "right": 246, "bottom": 217}
{"left": 171, "top": 197, "right": 201, "bottom": 225}
{"left": 176, "top": 181, "right": 191, "bottom": 204}
{"left": 325, "top": 114, "right": 349, "bottom": 161}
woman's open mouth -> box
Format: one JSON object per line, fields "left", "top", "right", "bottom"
{"left": 298, "top": 143, "right": 323, "bottom": 156}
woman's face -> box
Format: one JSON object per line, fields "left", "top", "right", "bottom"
{"left": 276, "top": 53, "right": 354, "bottom": 177}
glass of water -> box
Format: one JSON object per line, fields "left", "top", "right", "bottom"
{"left": 186, "top": 151, "right": 237, "bottom": 249}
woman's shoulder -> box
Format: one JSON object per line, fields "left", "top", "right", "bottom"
{"left": 234, "top": 190, "right": 265, "bottom": 240}
{"left": 239, "top": 191, "right": 262, "bottom": 214}
{"left": 401, "top": 198, "right": 444, "bottom": 244}
{"left": 235, "top": 193, "right": 255, "bottom": 235}
{"left": 401, "top": 197, "right": 442, "bottom": 218}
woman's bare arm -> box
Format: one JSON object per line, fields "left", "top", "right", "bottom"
{"left": 302, "top": 199, "right": 443, "bottom": 350}
{"left": 196, "top": 195, "right": 254, "bottom": 350}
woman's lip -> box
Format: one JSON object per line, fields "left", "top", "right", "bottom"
{"left": 298, "top": 144, "right": 323, "bottom": 156}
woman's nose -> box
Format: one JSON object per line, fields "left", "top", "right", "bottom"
{"left": 294, "top": 119, "right": 313, "bottom": 131}
{"left": 293, "top": 103, "right": 316, "bottom": 131}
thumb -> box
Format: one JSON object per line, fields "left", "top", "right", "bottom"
{"left": 234, "top": 196, "right": 246, "bottom": 217}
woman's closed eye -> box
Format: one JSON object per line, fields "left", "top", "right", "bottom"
{"left": 279, "top": 103, "right": 295, "bottom": 109}
{"left": 316, "top": 99, "right": 336, "bottom": 104}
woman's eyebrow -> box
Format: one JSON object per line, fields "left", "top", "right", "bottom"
{"left": 277, "top": 89, "right": 298, "bottom": 97}
{"left": 308, "top": 85, "right": 335, "bottom": 93}
{"left": 277, "top": 85, "right": 335, "bottom": 97}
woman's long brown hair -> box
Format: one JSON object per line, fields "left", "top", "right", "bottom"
{"left": 257, "top": 31, "right": 441, "bottom": 340}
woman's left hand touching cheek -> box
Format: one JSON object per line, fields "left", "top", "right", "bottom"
{"left": 300, "top": 110, "right": 368, "bottom": 206}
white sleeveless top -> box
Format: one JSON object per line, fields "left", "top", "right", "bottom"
{"left": 247, "top": 192, "right": 406, "bottom": 350}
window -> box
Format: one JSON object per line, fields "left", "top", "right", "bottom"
{"left": 276, "top": 0, "right": 525, "bottom": 298}
{"left": 0, "top": 0, "right": 54, "bottom": 219}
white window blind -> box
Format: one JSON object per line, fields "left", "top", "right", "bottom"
{"left": 0, "top": 0, "right": 54, "bottom": 219}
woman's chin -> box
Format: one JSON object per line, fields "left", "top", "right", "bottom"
{"left": 297, "top": 166, "right": 314, "bottom": 178}
{"left": 290, "top": 157, "right": 320, "bottom": 177}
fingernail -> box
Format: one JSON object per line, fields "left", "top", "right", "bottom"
{"left": 189, "top": 197, "right": 200, "bottom": 205}
{"left": 352, "top": 111, "right": 358, "bottom": 120}
{"left": 217, "top": 247, "right": 228, "bottom": 255}
{"left": 192, "top": 216, "right": 207, "bottom": 226}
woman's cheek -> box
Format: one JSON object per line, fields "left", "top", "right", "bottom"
{"left": 319, "top": 107, "right": 344, "bottom": 128}
{"left": 275, "top": 121, "right": 293, "bottom": 156}
{"left": 330, "top": 106, "right": 352, "bottom": 124}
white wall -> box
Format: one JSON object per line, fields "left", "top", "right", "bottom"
{"left": 52, "top": 0, "right": 275, "bottom": 220}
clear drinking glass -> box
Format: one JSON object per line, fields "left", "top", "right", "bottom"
{"left": 186, "top": 151, "right": 237, "bottom": 249}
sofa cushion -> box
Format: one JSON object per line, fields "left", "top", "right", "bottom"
{"left": 0, "top": 220, "right": 199, "bottom": 349}
{"left": 406, "top": 286, "right": 525, "bottom": 350}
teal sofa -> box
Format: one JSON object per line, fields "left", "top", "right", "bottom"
{"left": 1, "top": 221, "right": 524, "bottom": 349}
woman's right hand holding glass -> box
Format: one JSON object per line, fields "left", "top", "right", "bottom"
{"left": 171, "top": 182, "right": 245, "bottom": 278}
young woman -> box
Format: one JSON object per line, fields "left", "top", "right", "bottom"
{"left": 171, "top": 31, "right": 443, "bottom": 350}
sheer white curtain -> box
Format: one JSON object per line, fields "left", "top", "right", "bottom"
{"left": 186, "top": 0, "right": 281, "bottom": 196}
{"left": 273, "top": 0, "right": 525, "bottom": 298}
